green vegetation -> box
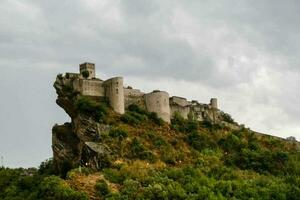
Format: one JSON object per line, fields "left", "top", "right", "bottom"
{"left": 2, "top": 102, "right": 300, "bottom": 199}
{"left": 75, "top": 96, "right": 108, "bottom": 121}
{"left": 0, "top": 167, "right": 88, "bottom": 200}
{"left": 100, "top": 162, "right": 300, "bottom": 200}
{"left": 121, "top": 104, "right": 164, "bottom": 126}
{"left": 95, "top": 179, "right": 110, "bottom": 196}
{"left": 220, "top": 112, "right": 236, "bottom": 124}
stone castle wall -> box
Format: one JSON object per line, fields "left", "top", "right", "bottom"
{"left": 73, "top": 79, "right": 105, "bottom": 97}
{"left": 124, "top": 88, "right": 146, "bottom": 109}
{"left": 66, "top": 63, "right": 221, "bottom": 123}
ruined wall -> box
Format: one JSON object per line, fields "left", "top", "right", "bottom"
{"left": 104, "top": 77, "right": 125, "bottom": 114}
{"left": 170, "top": 105, "right": 190, "bottom": 119}
{"left": 124, "top": 88, "right": 146, "bottom": 109}
{"left": 169, "top": 96, "right": 190, "bottom": 119}
{"left": 145, "top": 91, "right": 170, "bottom": 123}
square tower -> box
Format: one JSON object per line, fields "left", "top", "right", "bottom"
{"left": 80, "top": 62, "right": 96, "bottom": 79}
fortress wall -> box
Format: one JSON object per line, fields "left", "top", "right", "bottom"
{"left": 104, "top": 77, "right": 125, "bottom": 114}
{"left": 72, "top": 79, "right": 104, "bottom": 96}
{"left": 124, "top": 88, "right": 146, "bottom": 109}
{"left": 66, "top": 73, "right": 80, "bottom": 79}
{"left": 170, "top": 104, "right": 190, "bottom": 119}
{"left": 144, "top": 91, "right": 170, "bottom": 123}
{"left": 81, "top": 79, "right": 104, "bottom": 96}
{"left": 170, "top": 96, "right": 189, "bottom": 107}
{"left": 124, "top": 88, "right": 145, "bottom": 97}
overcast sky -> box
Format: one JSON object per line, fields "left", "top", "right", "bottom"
{"left": 1, "top": 0, "right": 300, "bottom": 168}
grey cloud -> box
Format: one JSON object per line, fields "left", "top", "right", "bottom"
{"left": 0, "top": 0, "right": 300, "bottom": 167}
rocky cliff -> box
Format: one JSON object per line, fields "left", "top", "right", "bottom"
{"left": 53, "top": 75, "right": 114, "bottom": 173}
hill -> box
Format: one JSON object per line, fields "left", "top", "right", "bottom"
{"left": 0, "top": 73, "right": 299, "bottom": 200}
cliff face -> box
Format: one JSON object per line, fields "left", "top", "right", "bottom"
{"left": 52, "top": 75, "right": 112, "bottom": 173}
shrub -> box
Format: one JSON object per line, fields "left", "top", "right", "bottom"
{"left": 123, "top": 104, "right": 164, "bottom": 126}
{"left": 121, "top": 112, "right": 141, "bottom": 125}
{"left": 128, "top": 104, "right": 147, "bottom": 115}
{"left": 109, "top": 129, "right": 128, "bottom": 139}
{"left": 38, "top": 158, "right": 56, "bottom": 175}
{"left": 221, "top": 112, "right": 235, "bottom": 124}
{"left": 148, "top": 112, "right": 164, "bottom": 125}
{"left": 57, "top": 73, "right": 63, "bottom": 80}
{"left": 171, "top": 112, "right": 198, "bottom": 133}
{"left": 103, "top": 168, "right": 126, "bottom": 184}
{"left": 38, "top": 176, "right": 88, "bottom": 200}
{"left": 75, "top": 96, "right": 107, "bottom": 121}
{"left": 129, "top": 138, "right": 156, "bottom": 162}
{"left": 95, "top": 179, "right": 110, "bottom": 196}
{"left": 187, "top": 131, "right": 210, "bottom": 151}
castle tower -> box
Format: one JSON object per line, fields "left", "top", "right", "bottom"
{"left": 104, "top": 77, "right": 125, "bottom": 114}
{"left": 80, "top": 62, "right": 96, "bottom": 79}
{"left": 210, "top": 98, "right": 218, "bottom": 109}
{"left": 144, "top": 90, "right": 170, "bottom": 123}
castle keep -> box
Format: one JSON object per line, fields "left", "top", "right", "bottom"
{"left": 64, "top": 62, "right": 221, "bottom": 123}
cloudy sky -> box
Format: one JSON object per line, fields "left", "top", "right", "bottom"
{"left": 1, "top": 0, "right": 300, "bottom": 167}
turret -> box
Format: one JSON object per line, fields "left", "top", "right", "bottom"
{"left": 210, "top": 98, "right": 218, "bottom": 109}
{"left": 104, "top": 77, "right": 125, "bottom": 114}
{"left": 80, "top": 62, "right": 95, "bottom": 79}
{"left": 144, "top": 90, "right": 170, "bottom": 123}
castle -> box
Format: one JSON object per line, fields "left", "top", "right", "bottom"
{"left": 65, "top": 62, "right": 221, "bottom": 123}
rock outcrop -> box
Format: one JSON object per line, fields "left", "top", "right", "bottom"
{"left": 52, "top": 75, "right": 112, "bottom": 173}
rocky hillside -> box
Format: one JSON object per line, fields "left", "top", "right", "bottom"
{"left": 0, "top": 74, "right": 299, "bottom": 200}
{"left": 44, "top": 74, "right": 300, "bottom": 199}
{"left": 52, "top": 73, "right": 242, "bottom": 174}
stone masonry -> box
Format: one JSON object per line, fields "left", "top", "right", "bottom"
{"left": 64, "top": 62, "right": 221, "bottom": 123}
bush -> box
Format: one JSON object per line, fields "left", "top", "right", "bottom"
{"left": 148, "top": 112, "right": 164, "bottom": 126}
{"left": 57, "top": 73, "right": 63, "bottom": 80}
{"left": 38, "top": 176, "right": 88, "bottom": 200}
{"left": 128, "top": 104, "right": 147, "bottom": 115}
{"left": 95, "top": 179, "right": 110, "bottom": 196}
{"left": 171, "top": 112, "right": 198, "bottom": 133}
{"left": 221, "top": 112, "right": 235, "bottom": 124}
{"left": 75, "top": 96, "right": 107, "bottom": 121}
{"left": 129, "top": 138, "right": 156, "bottom": 162}
{"left": 187, "top": 131, "right": 216, "bottom": 151}
{"left": 122, "top": 104, "right": 164, "bottom": 126}
{"left": 109, "top": 129, "right": 128, "bottom": 139}
{"left": 38, "top": 159, "right": 56, "bottom": 175}
{"left": 121, "top": 112, "right": 141, "bottom": 125}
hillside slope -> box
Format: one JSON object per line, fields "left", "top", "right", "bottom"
{"left": 0, "top": 74, "right": 299, "bottom": 200}
{"left": 51, "top": 74, "right": 300, "bottom": 199}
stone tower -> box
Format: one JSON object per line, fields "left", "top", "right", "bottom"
{"left": 104, "top": 77, "right": 125, "bottom": 114}
{"left": 210, "top": 98, "right": 218, "bottom": 109}
{"left": 80, "top": 62, "right": 96, "bottom": 79}
{"left": 144, "top": 90, "right": 171, "bottom": 123}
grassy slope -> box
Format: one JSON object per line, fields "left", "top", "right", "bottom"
{"left": 65, "top": 103, "right": 300, "bottom": 199}
{"left": 1, "top": 101, "right": 299, "bottom": 200}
